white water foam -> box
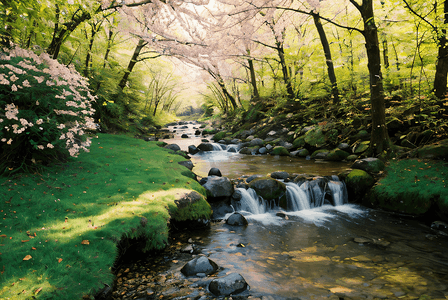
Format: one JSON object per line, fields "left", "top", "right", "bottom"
{"left": 235, "top": 187, "right": 267, "bottom": 215}
{"left": 285, "top": 182, "right": 310, "bottom": 210}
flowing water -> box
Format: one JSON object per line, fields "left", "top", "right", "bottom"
{"left": 140, "top": 122, "right": 448, "bottom": 299}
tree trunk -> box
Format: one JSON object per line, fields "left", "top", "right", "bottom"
{"left": 84, "top": 26, "right": 97, "bottom": 78}
{"left": 382, "top": 39, "right": 390, "bottom": 69}
{"left": 118, "top": 39, "right": 147, "bottom": 90}
{"left": 247, "top": 49, "right": 259, "bottom": 99}
{"left": 47, "top": 6, "right": 91, "bottom": 59}
{"left": 276, "top": 43, "right": 295, "bottom": 99}
{"left": 312, "top": 12, "right": 340, "bottom": 104}
{"left": 356, "top": 0, "right": 391, "bottom": 155}
{"left": 433, "top": 0, "right": 448, "bottom": 99}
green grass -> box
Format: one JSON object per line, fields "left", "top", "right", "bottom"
{"left": 0, "top": 133, "right": 210, "bottom": 299}
{"left": 369, "top": 159, "right": 448, "bottom": 216}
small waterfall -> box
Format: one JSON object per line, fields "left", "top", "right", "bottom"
{"left": 211, "top": 143, "right": 225, "bottom": 151}
{"left": 327, "top": 180, "right": 348, "bottom": 206}
{"left": 227, "top": 144, "right": 239, "bottom": 153}
{"left": 299, "top": 180, "right": 325, "bottom": 208}
{"left": 285, "top": 182, "right": 310, "bottom": 211}
{"left": 234, "top": 188, "right": 267, "bottom": 214}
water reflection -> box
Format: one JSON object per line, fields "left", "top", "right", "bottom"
{"left": 197, "top": 206, "right": 448, "bottom": 298}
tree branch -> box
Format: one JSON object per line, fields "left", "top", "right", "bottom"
{"left": 402, "top": 0, "right": 437, "bottom": 32}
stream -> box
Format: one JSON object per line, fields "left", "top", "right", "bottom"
{"left": 109, "top": 121, "right": 448, "bottom": 300}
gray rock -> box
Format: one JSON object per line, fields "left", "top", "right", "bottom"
{"left": 266, "top": 144, "right": 274, "bottom": 151}
{"left": 181, "top": 256, "right": 218, "bottom": 276}
{"left": 249, "top": 138, "right": 264, "bottom": 147}
{"left": 338, "top": 143, "right": 350, "bottom": 151}
{"left": 188, "top": 145, "right": 199, "bottom": 155}
{"left": 249, "top": 178, "right": 286, "bottom": 200}
{"left": 181, "top": 134, "right": 189, "bottom": 138}
{"left": 208, "top": 167, "right": 222, "bottom": 177}
{"left": 230, "top": 138, "right": 241, "bottom": 144}
{"left": 258, "top": 147, "right": 267, "bottom": 154}
{"left": 209, "top": 273, "right": 248, "bottom": 296}
{"left": 267, "top": 130, "right": 277, "bottom": 136}
{"left": 178, "top": 160, "right": 194, "bottom": 170}
{"left": 246, "top": 135, "right": 255, "bottom": 141}
{"left": 164, "top": 144, "right": 181, "bottom": 151}
{"left": 194, "top": 130, "right": 201, "bottom": 135}
{"left": 226, "top": 212, "right": 248, "bottom": 226}
{"left": 270, "top": 171, "right": 289, "bottom": 180}
{"left": 202, "top": 176, "right": 234, "bottom": 198}
{"left": 198, "top": 143, "right": 214, "bottom": 151}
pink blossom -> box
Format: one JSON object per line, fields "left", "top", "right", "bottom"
{"left": 22, "top": 79, "right": 31, "bottom": 87}
{"left": 7, "top": 138, "right": 13, "bottom": 145}
{"left": 37, "top": 145, "right": 44, "bottom": 150}
{"left": 11, "top": 84, "right": 18, "bottom": 91}
{"left": 47, "top": 143, "right": 54, "bottom": 149}
{"left": 36, "top": 119, "right": 44, "bottom": 125}
{"left": 9, "top": 74, "right": 19, "bottom": 82}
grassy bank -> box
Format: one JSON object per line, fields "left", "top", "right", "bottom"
{"left": 367, "top": 159, "right": 448, "bottom": 219}
{"left": 0, "top": 133, "right": 211, "bottom": 299}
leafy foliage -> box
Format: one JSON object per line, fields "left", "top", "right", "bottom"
{"left": 0, "top": 47, "right": 96, "bottom": 174}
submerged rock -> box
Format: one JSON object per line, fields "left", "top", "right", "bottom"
{"left": 226, "top": 212, "right": 248, "bottom": 226}
{"left": 270, "top": 171, "right": 289, "bottom": 180}
{"left": 181, "top": 256, "right": 218, "bottom": 276}
{"left": 209, "top": 273, "right": 248, "bottom": 296}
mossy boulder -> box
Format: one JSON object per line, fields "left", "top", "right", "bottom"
{"left": 345, "top": 169, "right": 375, "bottom": 202}
{"left": 171, "top": 190, "right": 212, "bottom": 222}
{"left": 346, "top": 154, "right": 358, "bottom": 162}
{"left": 326, "top": 149, "right": 350, "bottom": 161}
{"left": 271, "top": 146, "right": 290, "bottom": 156}
{"left": 351, "top": 157, "right": 385, "bottom": 174}
{"left": 249, "top": 177, "right": 286, "bottom": 200}
{"left": 311, "top": 149, "right": 330, "bottom": 159}
{"left": 354, "top": 141, "right": 370, "bottom": 154}
{"left": 415, "top": 139, "right": 448, "bottom": 160}
{"left": 296, "top": 148, "right": 309, "bottom": 157}
{"left": 354, "top": 130, "right": 370, "bottom": 140}
{"left": 293, "top": 136, "right": 306, "bottom": 149}
{"left": 304, "top": 127, "right": 326, "bottom": 148}
{"left": 212, "top": 131, "right": 229, "bottom": 141}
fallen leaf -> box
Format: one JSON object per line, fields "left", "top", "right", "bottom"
{"left": 21, "top": 240, "right": 29, "bottom": 243}
{"left": 34, "top": 287, "right": 42, "bottom": 294}
{"left": 23, "top": 255, "right": 32, "bottom": 261}
{"left": 81, "top": 240, "right": 89, "bottom": 245}
{"left": 0, "top": 235, "right": 6, "bottom": 238}
{"left": 31, "top": 247, "right": 36, "bottom": 250}
{"left": 58, "top": 258, "right": 63, "bottom": 263}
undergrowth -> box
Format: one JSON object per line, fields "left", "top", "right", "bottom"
{"left": 0, "top": 133, "right": 210, "bottom": 299}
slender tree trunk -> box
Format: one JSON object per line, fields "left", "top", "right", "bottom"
{"left": 118, "top": 38, "right": 147, "bottom": 90}
{"left": 47, "top": 6, "right": 91, "bottom": 59}
{"left": 312, "top": 12, "right": 340, "bottom": 104}
{"left": 84, "top": 26, "right": 97, "bottom": 78}
{"left": 382, "top": 39, "right": 390, "bottom": 69}
{"left": 103, "top": 28, "right": 114, "bottom": 68}
{"left": 247, "top": 49, "right": 259, "bottom": 99}
{"left": 276, "top": 43, "right": 295, "bottom": 99}
{"left": 434, "top": 0, "right": 448, "bottom": 99}
{"left": 355, "top": 0, "right": 391, "bottom": 155}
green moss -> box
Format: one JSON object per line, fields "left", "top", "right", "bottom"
{"left": 293, "top": 136, "right": 306, "bottom": 148}
{"left": 311, "top": 149, "right": 330, "bottom": 159}
{"left": 0, "top": 133, "right": 210, "bottom": 299}
{"left": 326, "top": 149, "right": 350, "bottom": 161}
{"left": 249, "top": 177, "right": 286, "bottom": 200}
{"left": 271, "top": 146, "right": 290, "bottom": 156}
{"left": 354, "top": 141, "right": 370, "bottom": 153}
{"left": 212, "top": 131, "right": 228, "bottom": 141}
{"left": 368, "top": 159, "right": 448, "bottom": 217}
{"left": 304, "top": 127, "right": 326, "bottom": 147}
{"left": 202, "top": 128, "right": 218, "bottom": 135}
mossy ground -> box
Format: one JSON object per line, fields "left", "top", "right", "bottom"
{"left": 368, "top": 159, "right": 448, "bottom": 217}
{"left": 0, "top": 133, "right": 210, "bottom": 299}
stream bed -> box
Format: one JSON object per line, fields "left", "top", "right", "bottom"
{"left": 108, "top": 122, "right": 448, "bottom": 300}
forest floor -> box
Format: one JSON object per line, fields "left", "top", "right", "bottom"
{"left": 0, "top": 133, "right": 210, "bottom": 300}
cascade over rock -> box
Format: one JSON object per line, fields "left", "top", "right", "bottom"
{"left": 202, "top": 176, "right": 234, "bottom": 199}
{"left": 248, "top": 177, "right": 286, "bottom": 201}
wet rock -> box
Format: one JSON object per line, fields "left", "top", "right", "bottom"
{"left": 226, "top": 212, "right": 248, "bottom": 226}
{"left": 311, "top": 149, "right": 329, "bottom": 159}
{"left": 202, "top": 176, "right": 234, "bottom": 198}
{"left": 270, "top": 171, "right": 289, "bottom": 180}
{"left": 164, "top": 144, "right": 181, "bottom": 151}
{"left": 265, "top": 144, "right": 274, "bottom": 151}
{"left": 249, "top": 177, "right": 286, "bottom": 200}
{"left": 304, "top": 127, "right": 326, "bottom": 148}
{"left": 195, "top": 129, "right": 202, "bottom": 135}
{"left": 198, "top": 143, "right": 214, "bottom": 151}
{"left": 228, "top": 147, "right": 238, "bottom": 153}
{"left": 181, "top": 134, "right": 189, "bottom": 138}
{"left": 246, "top": 174, "right": 263, "bottom": 183}
{"left": 209, "top": 273, "right": 248, "bottom": 296}
{"left": 338, "top": 143, "right": 350, "bottom": 151}
{"left": 178, "top": 160, "right": 194, "bottom": 170}
{"left": 181, "top": 256, "right": 218, "bottom": 276}
{"left": 188, "top": 145, "right": 200, "bottom": 155}
{"left": 346, "top": 154, "right": 358, "bottom": 162}
{"left": 351, "top": 157, "right": 385, "bottom": 174}
{"left": 258, "top": 147, "right": 267, "bottom": 154}
{"left": 276, "top": 211, "right": 289, "bottom": 219}
{"left": 181, "top": 244, "right": 195, "bottom": 254}
{"left": 354, "top": 237, "right": 372, "bottom": 244}
{"left": 208, "top": 167, "right": 222, "bottom": 177}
